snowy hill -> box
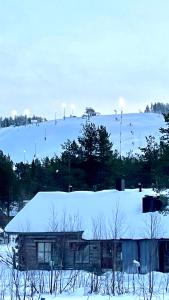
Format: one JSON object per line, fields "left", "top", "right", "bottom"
{"left": 0, "top": 113, "right": 165, "bottom": 163}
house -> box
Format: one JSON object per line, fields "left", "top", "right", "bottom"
{"left": 82, "top": 107, "right": 99, "bottom": 119}
{"left": 85, "top": 107, "right": 97, "bottom": 116}
{"left": 4, "top": 189, "right": 169, "bottom": 274}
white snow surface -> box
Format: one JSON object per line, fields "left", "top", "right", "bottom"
{"left": 5, "top": 189, "right": 169, "bottom": 240}
{"left": 0, "top": 113, "right": 164, "bottom": 163}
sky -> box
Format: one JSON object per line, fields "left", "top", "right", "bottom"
{"left": 0, "top": 0, "right": 169, "bottom": 119}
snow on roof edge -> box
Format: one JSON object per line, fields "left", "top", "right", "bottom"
{"left": 5, "top": 188, "right": 169, "bottom": 240}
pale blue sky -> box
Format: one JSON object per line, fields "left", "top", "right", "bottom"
{"left": 0, "top": 0, "right": 169, "bottom": 119}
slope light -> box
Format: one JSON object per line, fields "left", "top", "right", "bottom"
{"left": 11, "top": 109, "right": 17, "bottom": 119}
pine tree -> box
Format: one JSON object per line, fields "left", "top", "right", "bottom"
{"left": 60, "top": 139, "right": 85, "bottom": 191}
{"left": 156, "top": 113, "right": 169, "bottom": 188}
{"left": 145, "top": 105, "right": 150, "bottom": 113}
{"left": 0, "top": 151, "right": 17, "bottom": 215}
{"left": 139, "top": 135, "right": 159, "bottom": 187}
{"left": 59, "top": 123, "right": 115, "bottom": 190}
{"left": 78, "top": 123, "right": 114, "bottom": 190}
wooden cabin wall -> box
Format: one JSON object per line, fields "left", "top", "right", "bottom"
{"left": 122, "top": 240, "right": 138, "bottom": 273}
{"left": 100, "top": 241, "right": 122, "bottom": 271}
{"left": 17, "top": 235, "right": 37, "bottom": 270}
{"left": 60, "top": 239, "right": 74, "bottom": 269}
{"left": 139, "top": 240, "right": 159, "bottom": 274}
{"left": 16, "top": 236, "right": 136, "bottom": 273}
{"left": 17, "top": 235, "right": 103, "bottom": 272}
{"left": 89, "top": 241, "right": 101, "bottom": 272}
{"left": 16, "top": 234, "right": 162, "bottom": 275}
{"left": 17, "top": 233, "right": 84, "bottom": 271}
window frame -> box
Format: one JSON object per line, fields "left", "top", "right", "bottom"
{"left": 75, "top": 244, "right": 90, "bottom": 264}
{"left": 37, "top": 242, "right": 52, "bottom": 263}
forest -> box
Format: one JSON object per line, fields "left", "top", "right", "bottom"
{"left": 0, "top": 111, "right": 169, "bottom": 214}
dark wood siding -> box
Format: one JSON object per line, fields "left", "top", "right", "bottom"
{"left": 139, "top": 240, "right": 159, "bottom": 274}
{"left": 122, "top": 240, "right": 138, "bottom": 273}
{"left": 15, "top": 233, "right": 166, "bottom": 274}
{"left": 159, "top": 240, "right": 169, "bottom": 272}
{"left": 17, "top": 232, "right": 84, "bottom": 270}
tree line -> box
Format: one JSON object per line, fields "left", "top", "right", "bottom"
{"left": 0, "top": 115, "right": 46, "bottom": 128}
{"left": 145, "top": 102, "right": 169, "bottom": 114}
{"left": 1, "top": 114, "right": 169, "bottom": 214}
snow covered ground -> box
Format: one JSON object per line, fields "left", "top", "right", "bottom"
{"left": 0, "top": 113, "right": 164, "bottom": 163}
{"left": 0, "top": 244, "right": 169, "bottom": 299}
{"left": 0, "top": 249, "right": 169, "bottom": 300}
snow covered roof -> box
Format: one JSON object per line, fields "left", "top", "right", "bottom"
{"left": 5, "top": 189, "right": 169, "bottom": 240}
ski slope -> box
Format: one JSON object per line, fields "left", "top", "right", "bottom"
{"left": 0, "top": 113, "right": 165, "bottom": 163}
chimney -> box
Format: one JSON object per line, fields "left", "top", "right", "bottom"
{"left": 142, "top": 195, "right": 162, "bottom": 213}
{"left": 115, "top": 178, "right": 125, "bottom": 191}
{"left": 138, "top": 182, "right": 142, "bottom": 192}
{"left": 68, "top": 185, "right": 73, "bottom": 192}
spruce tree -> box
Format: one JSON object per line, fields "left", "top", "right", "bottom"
{"left": 78, "top": 123, "right": 114, "bottom": 190}
{"left": 139, "top": 135, "right": 159, "bottom": 187}
{"left": 0, "top": 151, "right": 17, "bottom": 215}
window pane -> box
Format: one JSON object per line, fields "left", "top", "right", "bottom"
{"left": 38, "top": 251, "right": 44, "bottom": 262}
{"left": 45, "top": 243, "right": 51, "bottom": 252}
{"left": 37, "top": 243, "right": 52, "bottom": 263}
{"left": 38, "top": 243, "right": 44, "bottom": 252}
{"left": 76, "top": 246, "right": 89, "bottom": 263}
{"left": 45, "top": 251, "right": 51, "bottom": 262}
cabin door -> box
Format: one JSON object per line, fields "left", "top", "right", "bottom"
{"left": 101, "top": 242, "right": 122, "bottom": 270}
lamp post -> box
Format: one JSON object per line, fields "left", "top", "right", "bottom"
{"left": 44, "top": 127, "right": 46, "bottom": 141}
{"left": 11, "top": 110, "right": 17, "bottom": 126}
{"left": 116, "top": 97, "right": 126, "bottom": 191}
{"left": 62, "top": 102, "right": 67, "bottom": 120}
{"left": 23, "top": 108, "right": 30, "bottom": 126}
{"left": 34, "top": 142, "right": 37, "bottom": 158}
{"left": 23, "top": 150, "right": 26, "bottom": 164}
{"left": 70, "top": 103, "right": 75, "bottom": 117}
{"left": 118, "top": 97, "right": 126, "bottom": 159}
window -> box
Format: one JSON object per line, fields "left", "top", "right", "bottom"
{"left": 76, "top": 244, "right": 89, "bottom": 263}
{"left": 37, "top": 242, "right": 52, "bottom": 263}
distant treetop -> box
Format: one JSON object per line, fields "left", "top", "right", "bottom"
{"left": 145, "top": 102, "right": 169, "bottom": 114}
{"left": 0, "top": 115, "right": 47, "bottom": 128}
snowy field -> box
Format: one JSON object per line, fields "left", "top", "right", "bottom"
{"left": 1, "top": 242, "right": 169, "bottom": 300}
{"left": 0, "top": 243, "right": 169, "bottom": 300}
{"left": 0, "top": 112, "right": 164, "bottom": 163}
